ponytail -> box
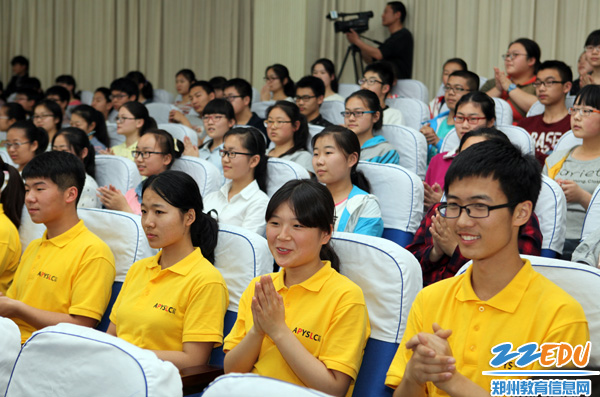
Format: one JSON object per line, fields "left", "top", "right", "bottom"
{"left": 0, "top": 158, "right": 25, "bottom": 228}
{"left": 191, "top": 212, "right": 219, "bottom": 264}
{"left": 351, "top": 169, "right": 371, "bottom": 193}
{"left": 320, "top": 243, "right": 340, "bottom": 272}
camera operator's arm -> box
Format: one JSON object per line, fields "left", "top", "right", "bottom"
{"left": 346, "top": 29, "right": 382, "bottom": 63}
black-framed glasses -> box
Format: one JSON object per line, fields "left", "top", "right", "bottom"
{"left": 131, "top": 150, "right": 167, "bottom": 159}
{"left": 501, "top": 53, "right": 527, "bottom": 61}
{"left": 224, "top": 95, "right": 242, "bottom": 102}
{"left": 219, "top": 149, "right": 253, "bottom": 159}
{"left": 439, "top": 202, "right": 517, "bottom": 219}
{"left": 444, "top": 85, "right": 470, "bottom": 94}
{"left": 341, "top": 110, "right": 375, "bottom": 118}
{"left": 32, "top": 114, "right": 54, "bottom": 120}
{"left": 5, "top": 141, "right": 30, "bottom": 149}
{"left": 264, "top": 119, "right": 293, "bottom": 127}
{"left": 295, "top": 95, "right": 317, "bottom": 102}
{"left": 116, "top": 116, "right": 137, "bottom": 123}
{"left": 532, "top": 80, "right": 565, "bottom": 88}
{"left": 358, "top": 78, "right": 383, "bottom": 86}
{"left": 110, "top": 93, "right": 129, "bottom": 100}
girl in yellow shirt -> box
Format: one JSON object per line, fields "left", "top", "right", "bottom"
{"left": 0, "top": 156, "right": 24, "bottom": 293}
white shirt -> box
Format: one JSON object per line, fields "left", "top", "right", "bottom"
{"left": 203, "top": 180, "right": 269, "bottom": 236}
{"left": 383, "top": 107, "right": 405, "bottom": 126}
{"left": 324, "top": 93, "right": 346, "bottom": 102}
{"left": 78, "top": 173, "right": 101, "bottom": 209}
{"left": 268, "top": 148, "right": 314, "bottom": 174}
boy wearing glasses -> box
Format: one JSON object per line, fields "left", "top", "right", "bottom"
{"left": 360, "top": 62, "right": 405, "bottom": 127}
{"left": 0, "top": 151, "right": 115, "bottom": 343}
{"left": 518, "top": 61, "right": 573, "bottom": 164}
{"left": 295, "top": 76, "right": 333, "bottom": 128}
{"left": 386, "top": 139, "right": 589, "bottom": 396}
{"left": 223, "top": 78, "right": 267, "bottom": 138}
{"left": 108, "top": 78, "right": 139, "bottom": 123}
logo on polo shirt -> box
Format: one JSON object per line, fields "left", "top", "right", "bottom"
{"left": 292, "top": 326, "right": 321, "bottom": 342}
{"left": 37, "top": 271, "right": 57, "bottom": 282}
{"left": 153, "top": 303, "right": 176, "bottom": 314}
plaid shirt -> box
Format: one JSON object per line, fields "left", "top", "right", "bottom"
{"left": 408, "top": 203, "right": 543, "bottom": 287}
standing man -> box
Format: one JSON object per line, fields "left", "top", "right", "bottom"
{"left": 346, "top": 2, "right": 413, "bottom": 79}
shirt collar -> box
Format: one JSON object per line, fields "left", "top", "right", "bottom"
{"left": 219, "top": 180, "right": 260, "bottom": 201}
{"left": 42, "top": 220, "right": 86, "bottom": 248}
{"left": 456, "top": 259, "right": 534, "bottom": 313}
{"left": 145, "top": 247, "right": 204, "bottom": 276}
{"left": 273, "top": 261, "right": 334, "bottom": 292}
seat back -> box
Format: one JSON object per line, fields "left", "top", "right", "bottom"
{"left": 581, "top": 184, "right": 600, "bottom": 241}
{"left": 5, "top": 323, "right": 182, "bottom": 397}
{"left": 390, "top": 79, "right": 429, "bottom": 103}
{"left": 251, "top": 100, "right": 275, "bottom": 119}
{"left": 535, "top": 175, "right": 567, "bottom": 257}
{"left": 153, "top": 89, "right": 174, "bottom": 104}
{"left": 251, "top": 87, "right": 261, "bottom": 106}
{"left": 553, "top": 130, "right": 582, "bottom": 153}
{"left": 456, "top": 255, "right": 600, "bottom": 366}
{"left": 202, "top": 373, "right": 331, "bottom": 397}
{"left": 496, "top": 125, "right": 535, "bottom": 154}
{"left": 377, "top": 124, "right": 427, "bottom": 179}
{"left": 95, "top": 155, "right": 142, "bottom": 194}
{"left": 0, "top": 318, "right": 21, "bottom": 394}
{"left": 332, "top": 232, "right": 422, "bottom": 397}
{"left": 307, "top": 124, "right": 325, "bottom": 151}
{"left": 211, "top": 223, "right": 273, "bottom": 365}
{"left": 0, "top": 150, "right": 15, "bottom": 167}
{"left": 385, "top": 97, "right": 429, "bottom": 132}
{"left": 357, "top": 162, "right": 423, "bottom": 246}
{"left": 106, "top": 122, "right": 124, "bottom": 147}
{"left": 146, "top": 103, "right": 179, "bottom": 124}
{"left": 526, "top": 97, "right": 576, "bottom": 118}
{"left": 320, "top": 100, "right": 344, "bottom": 125}
{"left": 80, "top": 90, "right": 93, "bottom": 105}
{"left": 266, "top": 158, "right": 310, "bottom": 197}
{"left": 339, "top": 83, "right": 360, "bottom": 98}
{"left": 172, "top": 156, "right": 222, "bottom": 197}
{"left": 157, "top": 123, "right": 198, "bottom": 144}
{"left": 492, "top": 97, "right": 513, "bottom": 125}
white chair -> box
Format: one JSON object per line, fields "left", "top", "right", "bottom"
{"left": 357, "top": 162, "right": 424, "bottom": 247}
{"left": 172, "top": 156, "right": 222, "bottom": 197}
{"left": 496, "top": 125, "right": 535, "bottom": 154}
{"left": 456, "top": 255, "right": 600, "bottom": 366}
{"left": 526, "top": 96, "right": 577, "bottom": 118}
{"left": 331, "top": 232, "right": 422, "bottom": 396}
{"left": 390, "top": 79, "right": 429, "bottom": 103}
{"left": 4, "top": 323, "right": 182, "bottom": 396}
{"left": 251, "top": 87, "right": 261, "bottom": 107}
{"left": 153, "top": 88, "right": 174, "bottom": 104}
{"left": 202, "top": 374, "right": 331, "bottom": 397}
{"left": 581, "top": 184, "right": 600, "bottom": 241}
{"left": 251, "top": 100, "right": 275, "bottom": 120}
{"left": 0, "top": 318, "right": 21, "bottom": 394}
{"left": 146, "top": 103, "right": 179, "bottom": 124}
{"left": 266, "top": 158, "right": 310, "bottom": 197}
{"left": 106, "top": 122, "right": 123, "bottom": 147}
{"left": 377, "top": 124, "right": 428, "bottom": 179}
{"left": 553, "top": 130, "right": 582, "bottom": 153}
{"left": 307, "top": 124, "right": 324, "bottom": 151}
{"left": 319, "top": 100, "right": 344, "bottom": 125}
{"left": 385, "top": 97, "right": 429, "bottom": 132}
{"left": 492, "top": 97, "right": 513, "bottom": 126}
{"left": 0, "top": 150, "right": 16, "bottom": 167}
{"left": 80, "top": 90, "right": 93, "bottom": 105}
{"left": 338, "top": 83, "right": 360, "bottom": 98}
{"left": 157, "top": 123, "right": 198, "bottom": 144}
{"left": 95, "top": 155, "right": 142, "bottom": 194}
{"left": 535, "top": 175, "right": 567, "bottom": 257}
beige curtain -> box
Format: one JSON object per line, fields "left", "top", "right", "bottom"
{"left": 0, "top": 0, "right": 597, "bottom": 100}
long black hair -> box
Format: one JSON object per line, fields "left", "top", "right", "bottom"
{"left": 0, "top": 156, "right": 25, "bottom": 228}
{"left": 142, "top": 171, "right": 219, "bottom": 263}
{"left": 52, "top": 127, "right": 96, "bottom": 178}
{"left": 266, "top": 101, "right": 309, "bottom": 156}
{"left": 71, "top": 104, "right": 110, "bottom": 149}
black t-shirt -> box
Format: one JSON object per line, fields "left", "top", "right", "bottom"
{"left": 379, "top": 28, "right": 413, "bottom": 79}
{"left": 310, "top": 114, "right": 334, "bottom": 128}
{"left": 247, "top": 112, "right": 269, "bottom": 143}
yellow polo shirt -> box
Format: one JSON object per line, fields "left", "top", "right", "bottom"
{"left": 7, "top": 220, "right": 115, "bottom": 343}
{"left": 385, "top": 259, "right": 589, "bottom": 396}
{"left": 0, "top": 205, "right": 21, "bottom": 294}
{"left": 111, "top": 141, "right": 137, "bottom": 161}
{"left": 224, "top": 262, "right": 370, "bottom": 395}
{"left": 110, "top": 248, "right": 228, "bottom": 351}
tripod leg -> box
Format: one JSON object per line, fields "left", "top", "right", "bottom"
{"left": 338, "top": 45, "right": 354, "bottom": 82}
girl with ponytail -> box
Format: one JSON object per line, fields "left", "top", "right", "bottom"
{"left": 107, "top": 170, "right": 228, "bottom": 370}
{"left": 0, "top": 156, "right": 25, "bottom": 293}
{"left": 312, "top": 125, "right": 384, "bottom": 237}
{"left": 223, "top": 179, "right": 370, "bottom": 396}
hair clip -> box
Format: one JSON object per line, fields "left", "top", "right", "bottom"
{"left": 174, "top": 137, "right": 180, "bottom": 152}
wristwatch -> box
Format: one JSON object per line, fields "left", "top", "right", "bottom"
{"left": 507, "top": 83, "right": 517, "bottom": 93}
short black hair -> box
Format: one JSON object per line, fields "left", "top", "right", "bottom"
{"left": 445, "top": 139, "right": 541, "bottom": 210}
{"left": 387, "top": 1, "right": 407, "bottom": 23}
{"left": 2, "top": 103, "right": 27, "bottom": 122}
{"left": 11, "top": 55, "right": 29, "bottom": 69}
{"left": 22, "top": 150, "right": 86, "bottom": 205}
{"left": 190, "top": 81, "right": 214, "bottom": 95}
{"left": 224, "top": 78, "right": 253, "bottom": 105}
{"left": 295, "top": 75, "right": 325, "bottom": 98}
{"left": 364, "top": 61, "right": 395, "bottom": 86}
{"left": 15, "top": 87, "right": 42, "bottom": 102}
{"left": 574, "top": 84, "right": 600, "bottom": 110}
{"left": 45, "top": 85, "right": 70, "bottom": 104}
{"left": 444, "top": 58, "right": 468, "bottom": 71}
{"left": 209, "top": 76, "right": 227, "bottom": 91}
{"left": 538, "top": 60, "right": 573, "bottom": 84}
{"left": 510, "top": 38, "right": 541, "bottom": 73}
{"left": 585, "top": 29, "right": 600, "bottom": 47}
{"left": 109, "top": 78, "right": 139, "bottom": 100}
{"left": 448, "top": 70, "right": 480, "bottom": 91}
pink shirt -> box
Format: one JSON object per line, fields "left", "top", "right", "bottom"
{"left": 425, "top": 151, "right": 456, "bottom": 189}
{"left": 124, "top": 188, "right": 141, "bottom": 215}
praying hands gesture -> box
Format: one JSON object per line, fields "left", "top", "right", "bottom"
{"left": 251, "top": 275, "right": 287, "bottom": 338}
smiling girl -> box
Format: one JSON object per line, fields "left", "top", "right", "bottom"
{"left": 224, "top": 179, "right": 370, "bottom": 396}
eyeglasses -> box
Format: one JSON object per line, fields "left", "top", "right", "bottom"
{"left": 501, "top": 53, "right": 527, "bottom": 61}
{"left": 131, "top": 150, "right": 167, "bottom": 159}
{"left": 32, "top": 114, "right": 54, "bottom": 120}
{"left": 5, "top": 141, "right": 30, "bottom": 149}
{"left": 224, "top": 95, "right": 242, "bottom": 102}
{"left": 439, "top": 202, "right": 516, "bottom": 219}
{"left": 219, "top": 149, "right": 253, "bottom": 159}
{"left": 454, "top": 115, "right": 488, "bottom": 124}
{"left": 341, "top": 110, "right": 375, "bottom": 118}
{"left": 568, "top": 107, "right": 600, "bottom": 117}
{"left": 444, "top": 85, "right": 470, "bottom": 94}
{"left": 263, "top": 76, "right": 280, "bottom": 82}
{"left": 264, "top": 119, "right": 293, "bottom": 127}
{"left": 585, "top": 45, "right": 600, "bottom": 53}
{"left": 358, "top": 78, "right": 383, "bottom": 86}
{"left": 532, "top": 80, "right": 565, "bottom": 88}
{"left": 115, "top": 116, "right": 137, "bottom": 123}
{"left": 295, "top": 95, "right": 316, "bottom": 102}
{"left": 202, "top": 115, "right": 225, "bottom": 122}
{"left": 110, "top": 93, "right": 129, "bottom": 100}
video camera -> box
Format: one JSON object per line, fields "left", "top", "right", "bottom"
{"left": 326, "top": 11, "right": 374, "bottom": 34}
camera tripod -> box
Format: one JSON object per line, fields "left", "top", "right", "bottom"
{"left": 338, "top": 35, "right": 383, "bottom": 83}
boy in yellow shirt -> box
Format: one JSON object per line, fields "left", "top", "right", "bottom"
{"left": 0, "top": 151, "right": 115, "bottom": 343}
{"left": 386, "top": 139, "right": 589, "bottom": 396}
